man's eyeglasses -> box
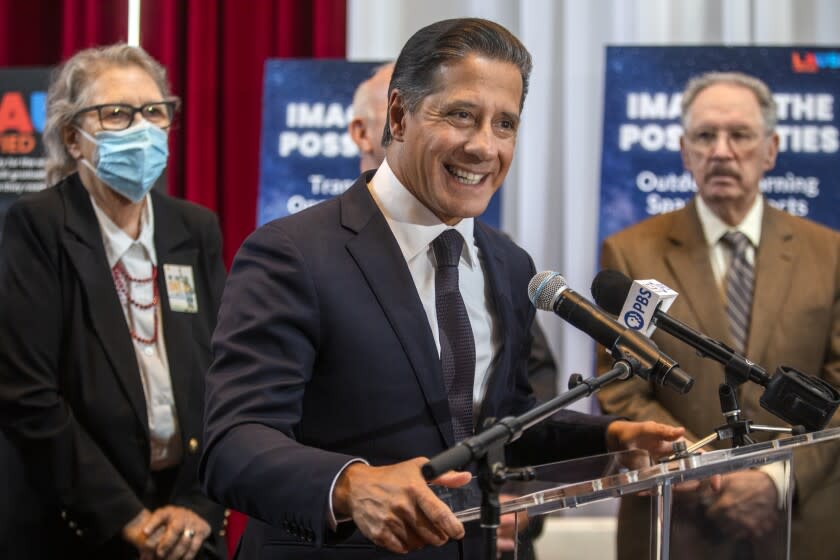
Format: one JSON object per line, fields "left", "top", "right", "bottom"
{"left": 74, "top": 100, "right": 178, "bottom": 131}
{"left": 684, "top": 127, "right": 770, "bottom": 152}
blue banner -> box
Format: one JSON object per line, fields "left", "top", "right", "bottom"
{"left": 598, "top": 46, "right": 840, "bottom": 244}
{"left": 0, "top": 68, "right": 50, "bottom": 246}
{"left": 257, "top": 60, "right": 501, "bottom": 228}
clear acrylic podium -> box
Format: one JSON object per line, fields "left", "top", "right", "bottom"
{"left": 436, "top": 426, "right": 840, "bottom": 560}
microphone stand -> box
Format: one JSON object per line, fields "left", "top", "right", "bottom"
{"left": 422, "top": 359, "right": 636, "bottom": 560}
{"left": 593, "top": 270, "right": 838, "bottom": 434}
{"left": 665, "top": 357, "right": 800, "bottom": 461}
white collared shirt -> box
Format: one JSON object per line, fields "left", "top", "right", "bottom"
{"left": 90, "top": 194, "right": 182, "bottom": 470}
{"left": 368, "top": 158, "right": 502, "bottom": 410}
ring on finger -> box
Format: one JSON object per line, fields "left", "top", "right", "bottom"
{"left": 183, "top": 527, "right": 196, "bottom": 539}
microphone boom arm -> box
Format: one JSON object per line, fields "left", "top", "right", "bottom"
{"left": 422, "top": 359, "right": 635, "bottom": 480}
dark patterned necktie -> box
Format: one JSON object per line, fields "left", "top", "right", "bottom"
{"left": 432, "top": 229, "right": 476, "bottom": 442}
{"left": 722, "top": 231, "right": 754, "bottom": 353}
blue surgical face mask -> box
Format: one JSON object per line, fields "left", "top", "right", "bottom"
{"left": 77, "top": 120, "right": 169, "bottom": 203}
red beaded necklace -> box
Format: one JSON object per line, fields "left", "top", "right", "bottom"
{"left": 112, "top": 261, "right": 159, "bottom": 345}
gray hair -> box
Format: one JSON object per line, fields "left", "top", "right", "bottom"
{"left": 382, "top": 18, "right": 532, "bottom": 147}
{"left": 44, "top": 43, "right": 173, "bottom": 185}
{"left": 680, "top": 71, "right": 777, "bottom": 132}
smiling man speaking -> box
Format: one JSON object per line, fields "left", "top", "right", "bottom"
{"left": 201, "top": 18, "right": 688, "bottom": 560}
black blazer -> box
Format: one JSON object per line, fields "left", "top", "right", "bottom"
{"left": 201, "top": 173, "right": 612, "bottom": 559}
{"left": 0, "top": 174, "right": 226, "bottom": 559}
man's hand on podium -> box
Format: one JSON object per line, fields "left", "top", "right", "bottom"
{"left": 607, "top": 421, "right": 724, "bottom": 493}
{"left": 605, "top": 420, "right": 685, "bottom": 461}
{"left": 332, "top": 457, "right": 471, "bottom": 554}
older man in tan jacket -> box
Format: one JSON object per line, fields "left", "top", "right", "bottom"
{"left": 597, "top": 71, "right": 840, "bottom": 560}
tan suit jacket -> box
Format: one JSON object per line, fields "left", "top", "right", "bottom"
{"left": 596, "top": 198, "right": 840, "bottom": 560}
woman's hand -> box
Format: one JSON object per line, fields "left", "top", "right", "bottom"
{"left": 142, "top": 505, "right": 211, "bottom": 560}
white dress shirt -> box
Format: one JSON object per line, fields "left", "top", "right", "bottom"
{"left": 90, "top": 194, "right": 182, "bottom": 470}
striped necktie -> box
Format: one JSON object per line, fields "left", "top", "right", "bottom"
{"left": 722, "top": 231, "right": 754, "bottom": 353}
{"left": 432, "top": 229, "right": 476, "bottom": 442}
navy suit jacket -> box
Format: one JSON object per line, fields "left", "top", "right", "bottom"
{"left": 202, "top": 173, "right": 611, "bottom": 559}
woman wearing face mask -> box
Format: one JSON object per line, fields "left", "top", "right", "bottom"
{"left": 0, "top": 44, "right": 227, "bottom": 560}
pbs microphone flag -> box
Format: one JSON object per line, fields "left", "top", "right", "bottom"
{"left": 618, "top": 279, "right": 678, "bottom": 337}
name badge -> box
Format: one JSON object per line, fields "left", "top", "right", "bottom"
{"left": 163, "top": 264, "right": 199, "bottom": 313}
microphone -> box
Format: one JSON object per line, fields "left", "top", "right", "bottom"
{"left": 591, "top": 269, "right": 770, "bottom": 385}
{"left": 528, "top": 271, "right": 694, "bottom": 394}
{"left": 591, "top": 269, "right": 840, "bottom": 431}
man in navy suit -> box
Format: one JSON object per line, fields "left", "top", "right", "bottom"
{"left": 201, "top": 18, "right": 685, "bottom": 559}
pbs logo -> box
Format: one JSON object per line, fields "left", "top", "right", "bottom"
{"left": 624, "top": 310, "right": 645, "bottom": 330}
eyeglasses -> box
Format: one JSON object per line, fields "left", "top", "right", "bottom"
{"left": 74, "top": 100, "right": 178, "bottom": 131}
{"left": 684, "top": 127, "right": 770, "bottom": 152}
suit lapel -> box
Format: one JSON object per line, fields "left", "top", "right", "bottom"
{"left": 341, "top": 177, "right": 454, "bottom": 447}
{"left": 151, "top": 193, "right": 198, "bottom": 442}
{"left": 60, "top": 176, "right": 148, "bottom": 430}
{"left": 748, "top": 205, "right": 797, "bottom": 362}
{"left": 663, "top": 201, "right": 731, "bottom": 344}
{"left": 473, "top": 223, "right": 511, "bottom": 425}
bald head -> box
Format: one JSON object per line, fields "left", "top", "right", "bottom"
{"left": 349, "top": 63, "right": 394, "bottom": 172}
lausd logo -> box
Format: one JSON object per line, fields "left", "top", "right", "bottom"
{"left": 791, "top": 51, "right": 840, "bottom": 73}
{"left": 0, "top": 90, "right": 45, "bottom": 155}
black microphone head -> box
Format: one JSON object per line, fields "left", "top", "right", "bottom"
{"left": 760, "top": 365, "right": 840, "bottom": 431}
{"left": 590, "top": 269, "right": 633, "bottom": 315}
{"left": 528, "top": 271, "right": 568, "bottom": 311}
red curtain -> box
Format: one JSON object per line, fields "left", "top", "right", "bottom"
{"left": 2, "top": 0, "right": 347, "bottom": 554}
{"left": 143, "top": 0, "right": 346, "bottom": 266}
{"left": 0, "top": 0, "right": 128, "bottom": 64}
{"left": 140, "top": 2, "right": 346, "bottom": 553}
